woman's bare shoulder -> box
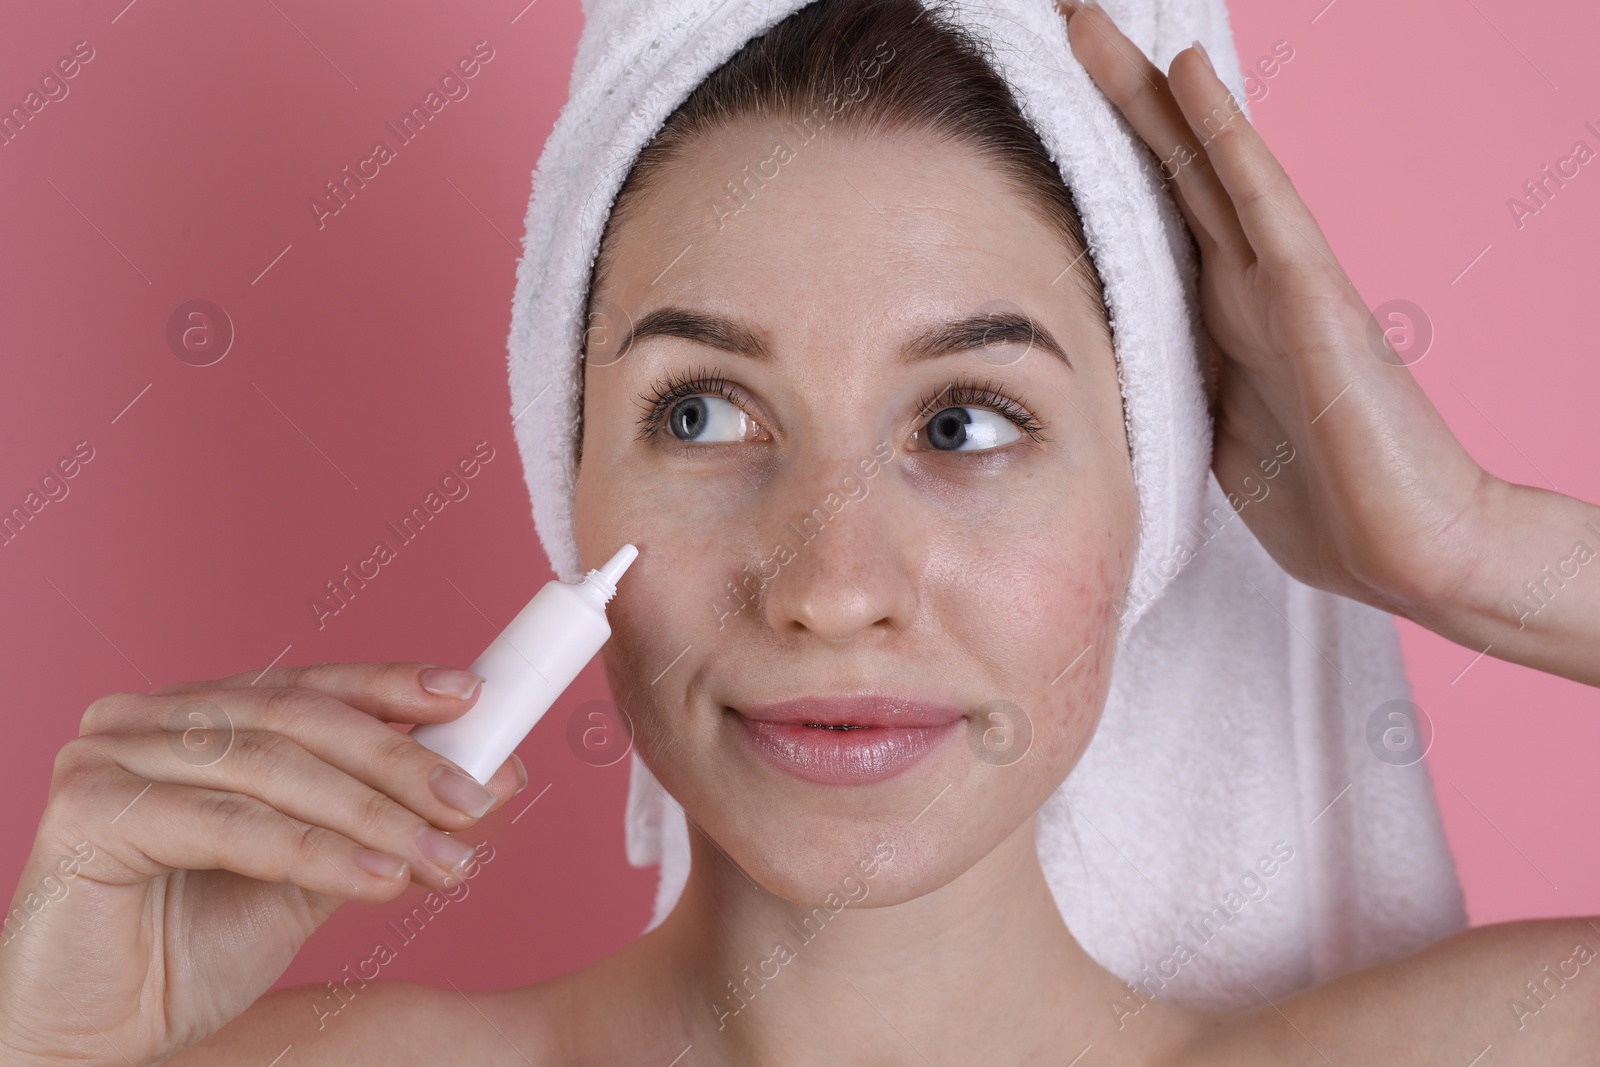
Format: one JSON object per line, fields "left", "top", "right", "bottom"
{"left": 166, "top": 927, "right": 685, "bottom": 1066}
{"left": 165, "top": 976, "right": 567, "bottom": 1066}
{"left": 1177, "top": 917, "right": 1600, "bottom": 1066}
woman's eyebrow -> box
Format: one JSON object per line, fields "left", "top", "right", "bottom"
{"left": 618, "top": 306, "right": 773, "bottom": 361}
{"left": 617, "top": 306, "right": 1072, "bottom": 369}
{"left": 901, "top": 313, "right": 1072, "bottom": 370}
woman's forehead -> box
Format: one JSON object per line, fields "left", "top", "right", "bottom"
{"left": 595, "top": 126, "right": 1096, "bottom": 332}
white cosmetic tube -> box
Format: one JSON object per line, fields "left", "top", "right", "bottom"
{"left": 410, "top": 544, "right": 638, "bottom": 785}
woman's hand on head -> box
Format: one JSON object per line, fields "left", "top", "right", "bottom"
{"left": 1057, "top": 0, "right": 1600, "bottom": 687}
{"left": 0, "top": 662, "right": 525, "bottom": 1067}
{"left": 1055, "top": 0, "right": 1487, "bottom": 613}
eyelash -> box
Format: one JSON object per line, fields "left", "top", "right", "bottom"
{"left": 912, "top": 377, "right": 1046, "bottom": 443}
{"left": 633, "top": 365, "right": 750, "bottom": 442}
{"left": 633, "top": 366, "right": 1046, "bottom": 445}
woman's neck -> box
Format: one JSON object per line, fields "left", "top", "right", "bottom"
{"left": 616, "top": 812, "right": 1198, "bottom": 1066}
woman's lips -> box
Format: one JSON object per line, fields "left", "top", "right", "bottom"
{"left": 732, "top": 697, "right": 963, "bottom": 785}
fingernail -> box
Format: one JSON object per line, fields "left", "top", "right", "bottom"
{"left": 416, "top": 825, "right": 478, "bottom": 874}
{"left": 419, "top": 667, "right": 484, "bottom": 699}
{"left": 511, "top": 752, "right": 529, "bottom": 796}
{"left": 429, "top": 763, "right": 497, "bottom": 818}
{"left": 1192, "top": 39, "right": 1215, "bottom": 72}
{"left": 354, "top": 847, "right": 409, "bottom": 880}
{"left": 1083, "top": 0, "right": 1117, "bottom": 28}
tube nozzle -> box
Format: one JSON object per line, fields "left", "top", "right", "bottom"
{"left": 582, "top": 543, "right": 638, "bottom": 604}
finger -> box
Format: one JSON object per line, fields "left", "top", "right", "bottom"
{"left": 81, "top": 731, "right": 485, "bottom": 893}
{"left": 1058, "top": 1, "right": 1250, "bottom": 264}
{"left": 1162, "top": 40, "right": 1340, "bottom": 274}
{"left": 146, "top": 662, "right": 522, "bottom": 815}
{"left": 80, "top": 687, "right": 520, "bottom": 835}
{"left": 52, "top": 759, "right": 414, "bottom": 903}
{"left": 150, "top": 661, "right": 484, "bottom": 723}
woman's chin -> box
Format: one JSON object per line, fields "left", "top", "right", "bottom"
{"left": 720, "top": 819, "right": 996, "bottom": 911}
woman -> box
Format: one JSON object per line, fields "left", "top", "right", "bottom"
{"left": 3, "top": 0, "right": 1597, "bottom": 1063}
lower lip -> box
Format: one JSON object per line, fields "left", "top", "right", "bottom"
{"left": 734, "top": 714, "right": 960, "bottom": 785}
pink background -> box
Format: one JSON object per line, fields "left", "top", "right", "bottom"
{"left": 2, "top": 0, "right": 1596, "bottom": 1007}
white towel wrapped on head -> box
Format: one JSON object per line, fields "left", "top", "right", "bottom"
{"left": 507, "top": 0, "right": 1468, "bottom": 1008}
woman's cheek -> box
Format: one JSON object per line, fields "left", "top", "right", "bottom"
{"left": 1047, "top": 569, "right": 1120, "bottom": 757}
{"left": 601, "top": 551, "right": 715, "bottom": 713}
{"left": 597, "top": 569, "right": 707, "bottom": 767}
{"left": 586, "top": 466, "right": 743, "bottom": 616}
{"left": 975, "top": 523, "right": 1125, "bottom": 772}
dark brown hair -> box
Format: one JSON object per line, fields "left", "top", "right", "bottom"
{"left": 581, "top": 0, "right": 1111, "bottom": 452}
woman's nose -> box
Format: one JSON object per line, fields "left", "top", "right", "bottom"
{"left": 756, "top": 456, "right": 919, "bottom": 642}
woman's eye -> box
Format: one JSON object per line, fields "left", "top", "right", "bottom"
{"left": 666, "top": 395, "right": 765, "bottom": 443}
{"left": 915, "top": 406, "right": 1022, "bottom": 452}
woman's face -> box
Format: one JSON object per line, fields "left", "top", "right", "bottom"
{"left": 572, "top": 120, "right": 1138, "bottom": 905}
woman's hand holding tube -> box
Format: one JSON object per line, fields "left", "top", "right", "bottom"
{"left": 0, "top": 662, "right": 525, "bottom": 1066}
{"left": 1059, "top": 0, "right": 1600, "bottom": 687}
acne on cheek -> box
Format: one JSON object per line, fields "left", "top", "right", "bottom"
{"left": 1079, "top": 578, "right": 1119, "bottom": 688}
{"left": 1020, "top": 556, "right": 1122, "bottom": 762}
{"left": 1049, "top": 645, "right": 1116, "bottom": 763}
{"left": 1032, "top": 640, "right": 1118, "bottom": 773}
